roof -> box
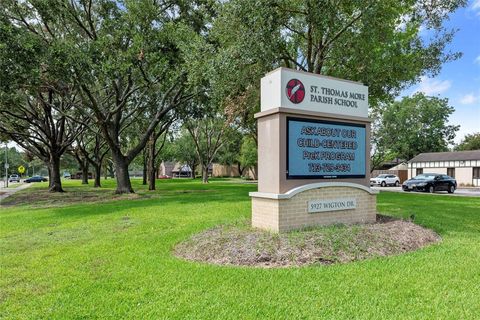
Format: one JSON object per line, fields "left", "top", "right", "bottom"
{"left": 409, "top": 150, "right": 480, "bottom": 162}
{"left": 389, "top": 163, "right": 408, "bottom": 170}
{"left": 172, "top": 163, "right": 191, "bottom": 172}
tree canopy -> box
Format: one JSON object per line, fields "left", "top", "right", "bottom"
{"left": 0, "top": 0, "right": 469, "bottom": 191}
{"left": 373, "top": 93, "right": 459, "bottom": 163}
{"left": 210, "top": 0, "right": 466, "bottom": 119}
{"left": 455, "top": 133, "right": 480, "bottom": 151}
{"left": 0, "top": 0, "right": 212, "bottom": 193}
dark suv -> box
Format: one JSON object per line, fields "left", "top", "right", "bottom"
{"left": 402, "top": 173, "right": 457, "bottom": 193}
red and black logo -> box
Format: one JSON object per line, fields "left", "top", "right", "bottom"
{"left": 285, "top": 79, "right": 305, "bottom": 104}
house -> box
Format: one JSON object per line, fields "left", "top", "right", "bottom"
{"left": 407, "top": 150, "right": 480, "bottom": 186}
{"left": 158, "top": 161, "right": 175, "bottom": 177}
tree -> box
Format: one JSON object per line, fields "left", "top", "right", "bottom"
{"left": 59, "top": 152, "right": 77, "bottom": 176}
{"left": 0, "top": 87, "right": 85, "bottom": 192}
{"left": 71, "top": 129, "right": 110, "bottom": 187}
{"left": 455, "top": 133, "right": 480, "bottom": 151}
{"left": 215, "top": 130, "right": 242, "bottom": 166}
{"left": 81, "top": 133, "right": 109, "bottom": 188}
{"left": 146, "top": 123, "right": 171, "bottom": 190}
{"left": 170, "top": 129, "right": 199, "bottom": 179}
{"left": 214, "top": 127, "right": 249, "bottom": 175}
{"left": 72, "top": 146, "right": 90, "bottom": 185}
{"left": 238, "top": 136, "right": 257, "bottom": 179}
{"left": 185, "top": 115, "right": 232, "bottom": 183}
{"left": 0, "top": 146, "right": 25, "bottom": 177}
{"left": 370, "top": 110, "right": 398, "bottom": 172}
{"left": 373, "top": 93, "right": 459, "bottom": 163}
{"left": 211, "top": 0, "right": 465, "bottom": 124}
{"left": 0, "top": 10, "right": 87, "bottom": 192}
{"left": 1, "top": 0, "right": 208, "bottom": 193}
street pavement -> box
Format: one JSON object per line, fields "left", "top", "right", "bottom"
{"left": 371, "top": 186, "right": 480, "bottom": 197}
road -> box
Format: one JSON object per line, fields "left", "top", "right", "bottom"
{"left": 371, "top": 186, "right": 480, "bottom": 197}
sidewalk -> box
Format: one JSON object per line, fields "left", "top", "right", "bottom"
{"left": 0, "top": 183, "right": 31, "bottom": 204}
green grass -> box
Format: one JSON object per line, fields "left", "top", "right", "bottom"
{"left": 1, "top": 179, "right": 479, "bottom": 319}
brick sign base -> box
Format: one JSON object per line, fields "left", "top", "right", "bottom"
{"left": 249, "top": 183, "right": 378, "bottom": 232}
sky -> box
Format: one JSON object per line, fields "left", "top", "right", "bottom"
{"left": 401, "top": 0, "right": 480, "bottom": 144}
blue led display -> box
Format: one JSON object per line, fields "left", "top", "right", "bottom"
{"left": 287, "top": 118, "right": 366, "bottom": 179}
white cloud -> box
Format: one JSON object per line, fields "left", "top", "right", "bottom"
{"left": 475, "top": 55, "right": 480, "bottom": 65}
{"left": 413, "top": 76, "right": 451, "bottom": 95}
{"left": 472, "top": 0, "right": 480, "bottom": 15}
{"left": 460, "top": 93, "right": 478, "bottom": 104}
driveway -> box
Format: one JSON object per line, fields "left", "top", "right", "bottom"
{"left": 371, "top": 186, "right": 480, "bottom": 197}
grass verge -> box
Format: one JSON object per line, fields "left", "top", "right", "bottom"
{"left": 1, "top": 179, "right": 479, "bottom": 319}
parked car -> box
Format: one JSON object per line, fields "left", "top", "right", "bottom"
{"left": 25, "top": 176, "right": 48, "bottom": 183}
{"left": 63, "top": 172, "right": 71, "bottom": 179}
{"left": 370, "top": 174, "right": 400, "bottom": 187}
{"left": 8, "top": 174, "right": 20, "bottom": 183}
{"left": 402, "top": 173, "right": 456, "bottom": 193}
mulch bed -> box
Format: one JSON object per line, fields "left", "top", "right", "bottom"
{"left": 174, "top": 215, "right": 441, "bottom": 268}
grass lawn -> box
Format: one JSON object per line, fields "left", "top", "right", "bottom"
{"left": 1, "top": 179, "right": 479, "bottom": 319}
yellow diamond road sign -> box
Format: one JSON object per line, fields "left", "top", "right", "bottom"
{"left": 18, "top": 165, "right": 25, "bottom": 174}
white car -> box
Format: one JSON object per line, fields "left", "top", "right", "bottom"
{"left": 8, "top": 174, "right": 20, "bottom": 183}
{"left": 370, "top": 174, "right": 400, "bottom": 187}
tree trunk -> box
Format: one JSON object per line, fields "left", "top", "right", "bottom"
{"left": 142, "top": 150, "right": 147, "bottom": 185}
{"left": 188, "top": 162, "right": 196, "bottom": 179}
{"left": 47, "top": 164, "right": 53, "bottom": 188}
{"left": 147, "top": 140, "right": 156, "bottom": 191}
{"left": 94, "top": 164, "right": 101, "bottom": 188}
{"left": 74, "top": 151, "right": 89, "bottom": 184}
{"left": 148, "top": 165, "right": 157, "bottom": 190}
{"left": 237, "top": 163, "right": 245, "bottom": 177}
{"left": 202, "top": 165, "right": 209, "bottom": 183}
{"left": 81, "top": 161, "right": 89, "bottom": 184}
{"left": 49, "top": 154, "right": 64, "bottom": 192}
{"left": 108, "top": 162, "right": 114, "bottom": 178}
{"left": 112, "top": 152, "right": 133, "bottom": 194}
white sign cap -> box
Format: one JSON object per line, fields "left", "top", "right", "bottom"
{"left": 261, "top": 68, "right": 369, "bottom": 118}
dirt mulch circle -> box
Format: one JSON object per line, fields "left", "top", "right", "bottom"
{"left": 174, "top": 215, "right": 441, "bottom": 268}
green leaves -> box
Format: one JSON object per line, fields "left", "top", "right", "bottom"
{"left": 239, "top": 136, "right": 257, "bottom": 171}
{"left": 211, "top": 0, "right": 465, "bottom": 109}
{"left": 455, "top": 133, "right": 480, "bottom": 151}
{"left": 375, "top": 93, "right": 459, "bottom": 161}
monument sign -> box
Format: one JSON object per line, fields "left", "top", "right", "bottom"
{"left": 250, "top": 68, "right": 378, "bottom": 232}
